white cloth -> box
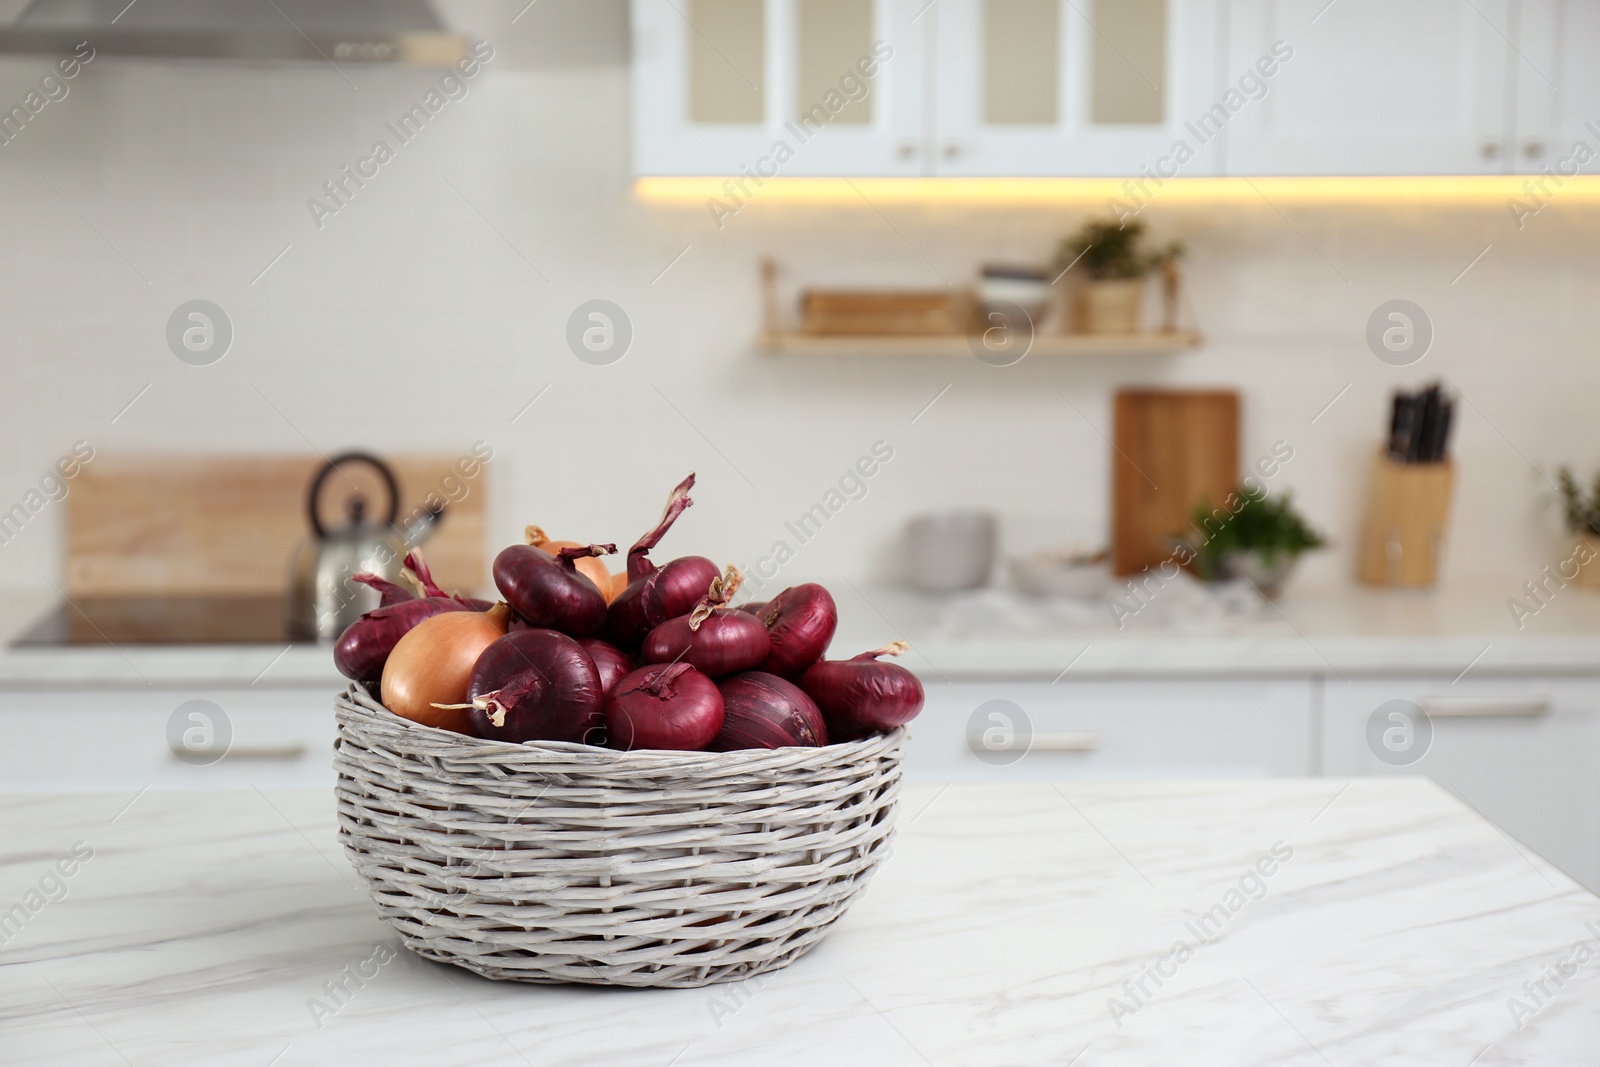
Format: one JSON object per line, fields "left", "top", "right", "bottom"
{"left": 932, "top": 570, "right": 1270, "bottom": 637}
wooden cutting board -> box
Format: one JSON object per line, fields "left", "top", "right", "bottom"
{"left": 66, "top": 454, "right": 488, "bottom": 597}
{"left": 1112, "top": 390, "right": 1240, "bottom": 576}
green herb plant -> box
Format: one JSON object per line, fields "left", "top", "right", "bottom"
{"left": 1557, "top": 466, "right": 1600, "bottom": 537}
{"left": 1187, "top": 487, "right": 1325, "bottom": 581}
{"left": 1055, "top": 218, "right": 1185, "bottom": 281}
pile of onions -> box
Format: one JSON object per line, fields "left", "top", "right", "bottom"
{"left": 332, "top": 471, "right": 927, "bottom": 752}
{"left": 605, "top": 663, "right": 725, "bottom": 750}
{"left": 642, "top": 566, "right": 770, "bottom": 677}
{"left": 379, "top": 604, "right": 511, "bottom": 733}
{"left": 800, "top": 642, "right": 925, "bottom": 742}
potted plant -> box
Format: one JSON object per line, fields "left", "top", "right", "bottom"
{"left": 1556, "top": 466, "right": 1600, "bottom": 588}
{"left": 1054, "top": 219, "right": 1184, "bottom": 335}
{"left": 1184, "top": 487, "right": 1325, "bottom": 599}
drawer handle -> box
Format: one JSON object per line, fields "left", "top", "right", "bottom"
{"left": 169, "top": 741, "right": 309, "bottom": 761}
{"left": 968, "top": 730, "right": 1102, "bottom": 754}
{"left": 1031, "top": 731, "right": 1102, "bottom": 751}
{"left": 1417, "top": 698, "right": 1550, "bottom": 718}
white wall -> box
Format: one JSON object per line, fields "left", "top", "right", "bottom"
{"left": 0, "top": 0, "right": 1595, "bottom": 599}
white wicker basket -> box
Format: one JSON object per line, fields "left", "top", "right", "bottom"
{"left": 332, "top": 684, "right": 905, "bottom": 988}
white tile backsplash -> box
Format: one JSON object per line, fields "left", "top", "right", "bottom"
{"left": 0, "top": 2, "right": 1596, "bottom": 604}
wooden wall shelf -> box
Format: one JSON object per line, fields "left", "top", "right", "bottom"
{"left": 757, "top": 331, "right": 1204, "bottom": 357}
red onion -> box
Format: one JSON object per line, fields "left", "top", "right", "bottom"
{"left": 494, "top": 542, "right": 616, "bottom": 637}
{"left": 579, "top": 638, "right": 633, "bottom": 698}
{"left": 737, "top": 601, "right": 768, "bottom": 616}
{"left": 352, "top": 572, "right": 413, "bottom": 607}
{"left": 708, "top": 671, "right": 828, "bottom": 750}
{"left": 333, "top": 597, "right": 468, "bottom": 683}
{"left": 403, "top": 550, "right": 493, "bottom": 610}
{"left": 641, "top": 566, "right": 770, "bottom": 677}
{"left": 524, "top": 526, "right": 615, "bottom": 595}
{"left": 605, "top": 663, "right": 724, "bottom": 750}
{"left": 456, "top": 628, "right": 604, "bottom": 744}
{"left": 753, "top": 583, "right": 837, "bottom": 678}
{"left": 800, "top": 642, "right": 925, "bottom": 742}
{"left": 605, "top": 474, "right": 719, "bottom": 650}
{"left": 607, "top": 555, "right": 720, "bottom": 649}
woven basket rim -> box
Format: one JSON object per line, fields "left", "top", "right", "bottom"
{"left": 336, "top": 683, "right": 907, "bottom": 766}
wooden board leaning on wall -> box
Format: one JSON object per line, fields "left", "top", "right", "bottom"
{"left": 1112, "top": 390, "right": 1240, "bottom": 577}
{"left": 66, "top": 454, "right": 488, "bottom": 598}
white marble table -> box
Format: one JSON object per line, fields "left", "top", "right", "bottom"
{"left": 3, "top": 780, "right": 1598, "bottom": 1065}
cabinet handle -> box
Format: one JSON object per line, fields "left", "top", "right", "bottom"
{"left": 169, "top": 740, "right": 309, "bottom": 761}
{"left": 942, "top": 141, "right": 963, "bottom": 160}
{"left": 1416, "top": 697, "right": 1550, "bottom": 718}
{"left": 896, "top": 140, "right": 919, "bottom": 160}
{"left": 1523, "top": 139, "right": 1546, "bottom": 159}
{"left": 1480, "top": 139, "right": 1501, "bottom": 160}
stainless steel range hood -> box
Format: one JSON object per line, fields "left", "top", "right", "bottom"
{"left": 0, "top": 0, "right": 470, "bottom": 66}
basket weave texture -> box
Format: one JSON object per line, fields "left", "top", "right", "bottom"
{"left": 332, "top": 685, "right": 905, "bottom": 988}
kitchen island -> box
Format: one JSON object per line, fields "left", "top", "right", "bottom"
{"left": 4, "top": 779, "right": 1596, "bottom": 1065}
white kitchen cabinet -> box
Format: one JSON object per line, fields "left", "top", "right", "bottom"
{"left": 0, "top": 688, "right": 336, "bottom": 792}
{"left": 632, "top": 0, "right": 926, "bottom": 178}
{"left": 905, "top": 678, "right": 1315, "bottom": 782}
{"left": 1514, "top": 0, "right": 1600, "bottom": 177}
{"left": 633, "top": 0, "right": 1550, "bottom": 178}
{"left": 633, "top": 0, "right": 1224, "bottom": 177}
{"left": 1225, "top": 0, "right": 1515, "bottom": 175}
{"left": 930, "top": 0, "right": 1226, "bottom": 176}
{"left": 1321, "top": 676, "right": 1600, "bottom": 893}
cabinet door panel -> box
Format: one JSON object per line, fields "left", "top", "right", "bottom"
{"left": 1322, "top": 677, "right": 1600, "bottom": 893}
{"left": 932, "top": 0, "right": 1226, "bottom": 176}
{"left": 906, "top": 679, "right": 1313, "bottom": 782}
{"left": 633, "top": 0, "right": 926, "bottom": 176}
{"left": 1226, "top": 0, "right": 1513, "bottom": 175}
{"left": 1515, "top": 0, "right": 1600, "bottom": 177}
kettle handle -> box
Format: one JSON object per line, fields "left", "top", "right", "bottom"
{"left": 307, "top": 452, "right": 401, "bottom": 538}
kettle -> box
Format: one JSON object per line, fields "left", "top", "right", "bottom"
{"left": 287, "top": 452, "right": 441, "bottom": 641}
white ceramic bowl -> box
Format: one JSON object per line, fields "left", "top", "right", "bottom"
{"left": 1008, "top": 553, "right": 1113, "bottom": 599}
{"left": 976, "top": 277, "right": 1053, "bottom": 322}
{"left": 905, "top": 511, "right": 997, "bottom": 592}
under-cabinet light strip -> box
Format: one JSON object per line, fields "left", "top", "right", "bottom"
{"left": 634, "top": 175, "right": 1600, "bottom": 205}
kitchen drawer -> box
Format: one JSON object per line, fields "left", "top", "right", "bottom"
{"left": 904, "top": 679, "right": 1315, "bottom": 783}
{"left": 1322, "top": 676, "right": 1600, "bottom": 892}
{"left": 0, "top": 688, "right": 337, "bottom": 791}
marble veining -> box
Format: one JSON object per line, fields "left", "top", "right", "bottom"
{"left": 1, "top": 779, "right": 1597, "bottom": 1065}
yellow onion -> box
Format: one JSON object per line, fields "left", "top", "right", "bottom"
{"left": 381, "top": 603, "right": 510, "bottom": 734}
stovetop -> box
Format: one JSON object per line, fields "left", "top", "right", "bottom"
{"left": 12, "top": 596, "right": 317, "bottom": 647}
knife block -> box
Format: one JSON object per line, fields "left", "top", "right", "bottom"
{"left": 1356, "top": 450, "right": 1455, "bottom": 587}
